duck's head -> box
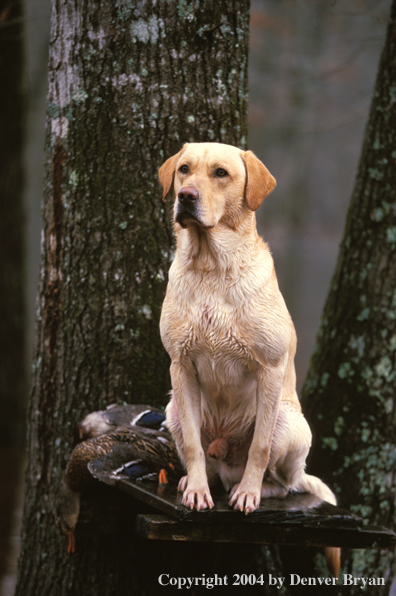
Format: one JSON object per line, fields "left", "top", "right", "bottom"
{"left": 54, "top": 479, "right": 81, "bottom": 554}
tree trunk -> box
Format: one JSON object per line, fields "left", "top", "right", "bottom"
{"left": 301, "top": 1, "right": 396, "bottom": 592}
{"left": 15, "top": 1, "right": 250, "bottom": 595}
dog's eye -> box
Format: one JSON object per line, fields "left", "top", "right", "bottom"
{"left": 179, "top": 165, "right": 189, "bottom": 174}
{"left": 215, "top": 168, "right": 228, "bottom": 178}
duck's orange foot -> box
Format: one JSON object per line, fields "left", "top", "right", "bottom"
{"left": 67, "top": 529, "right": 76, "bottom": 554}
{"left": 159, "top": 468, "right": 168, "bottom": 485}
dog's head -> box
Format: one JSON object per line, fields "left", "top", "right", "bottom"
{"left": 158, "top": 142, "right": 276, "bottom": 230}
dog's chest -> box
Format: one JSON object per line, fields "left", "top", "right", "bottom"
{"left": 183, "top": 300, "right": 248, "bottom": 356}
{"left": 180, "top": 298, "right": 260, "bottom": 395}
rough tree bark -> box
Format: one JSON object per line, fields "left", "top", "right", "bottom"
{"left": 15, "top": 1, "right": 250, "bottom": 595}
{"left": 301, "top": 1, "right": 396, "bottom": 593}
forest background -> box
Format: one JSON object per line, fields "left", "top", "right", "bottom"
{"left": 0, "top": 0, "right": 392, "bottom": 593}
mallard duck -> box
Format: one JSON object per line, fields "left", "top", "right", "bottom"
{"left": 78, "top": 404, "right": 166, "bottom": 440}
{"left": 54, "top": 423, "right": 183, "bottom": 554}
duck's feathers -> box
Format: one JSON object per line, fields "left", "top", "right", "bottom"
{"left": 65, "top": 426, "right": 182, "bottom": 492}
{"left": 56, "top": 416, "right": 183, "bottom": 549}
{"left": 88, "top": 457, "right": 166, "bottom": 485}
{"left": 78, "top": 405, "right": 166, "bottom": 440}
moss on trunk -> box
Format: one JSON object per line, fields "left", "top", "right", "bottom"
{"left": 16, "top": 1, "right": 250, "bottom": 594}
{"left": 301, "top": 1, "right": 396, "bottom": 592}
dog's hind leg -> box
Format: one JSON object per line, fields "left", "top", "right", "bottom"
{"left": 260, "top": 480, "right": 288, "bottom": 498}
{"left": 165, "top": 392, "right": 185, "bottom": 465}
{"left": 269, "top": 404, "right": 337, "bottom": 504}
{"left": 269, "top": 403, "right": 340, "bottom": 578}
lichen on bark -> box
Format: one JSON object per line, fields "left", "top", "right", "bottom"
{"left": 301, "top": 2, "right": 396, "bottom": 592}
{"left": 16, "top": 2, "right": 250, "bottom": 595}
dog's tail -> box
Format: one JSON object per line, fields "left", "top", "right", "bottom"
{"left": 297, "top": 473, "right": 341, "bottom": 579}
{"left": 297, "top": 472, "right": 336, "bottom": 505}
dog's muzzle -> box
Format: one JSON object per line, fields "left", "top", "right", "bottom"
{"left": 175, "top": 186, "right": 201, "bottom": 228}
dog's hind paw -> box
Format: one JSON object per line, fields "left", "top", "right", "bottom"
{"left": 229, "top": 483, "right": 261, "bottom": 514}
{"left": 178, "top": 475, "right": 188, "bottom": 492}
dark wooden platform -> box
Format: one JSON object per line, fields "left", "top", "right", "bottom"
{"left": 115, "top": 478, "right": 396, "bottom": 550}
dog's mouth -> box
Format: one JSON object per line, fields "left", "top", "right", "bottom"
{"left": 175, "top": 209, "right": 213, "bottom": 230}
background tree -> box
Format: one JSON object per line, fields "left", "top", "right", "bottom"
{"left": 15, "top": 1, "right": 250, "bottom": 595}
{"left": 0, "top": 0, "right": 26, "bottom": 446}
{"left": 0, "top": 0, "right": 27, "bottom": 586}
{"left": 302, "top": 0, "right": 396, "bottom": 592}
{"left": 249, "top": 0, "right": 390, "bottom": 388}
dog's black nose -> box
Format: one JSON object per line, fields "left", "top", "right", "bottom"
{"left": 178, "top": 186, "right": 199, "bottom": 204}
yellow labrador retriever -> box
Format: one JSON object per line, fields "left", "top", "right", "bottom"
{"left": 159, "top": 142, "right": 337, "bottom": 523}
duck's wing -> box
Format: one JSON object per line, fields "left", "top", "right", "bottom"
{"left": 87, "top": 426, "right": 183, "bottom": 485}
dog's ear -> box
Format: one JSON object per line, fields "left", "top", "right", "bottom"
{"left": 158, "top": 146, "right": 186, "bottom": 202}
{"left": 243, "top": 150, "right": 276, "bottom": 211}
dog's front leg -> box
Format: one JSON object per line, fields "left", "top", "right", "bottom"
{"left": 229, "top": 363, "right": 285, "bottom": 514}
{"left": 170, "top": 361, "right": 214, "bottom": 511}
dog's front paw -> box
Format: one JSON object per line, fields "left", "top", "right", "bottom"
{"left": 178, "top": 476, "right": 214, "bottom": 511}
{"left": 229, "top": 483, "right": 261, "bottom": 514}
